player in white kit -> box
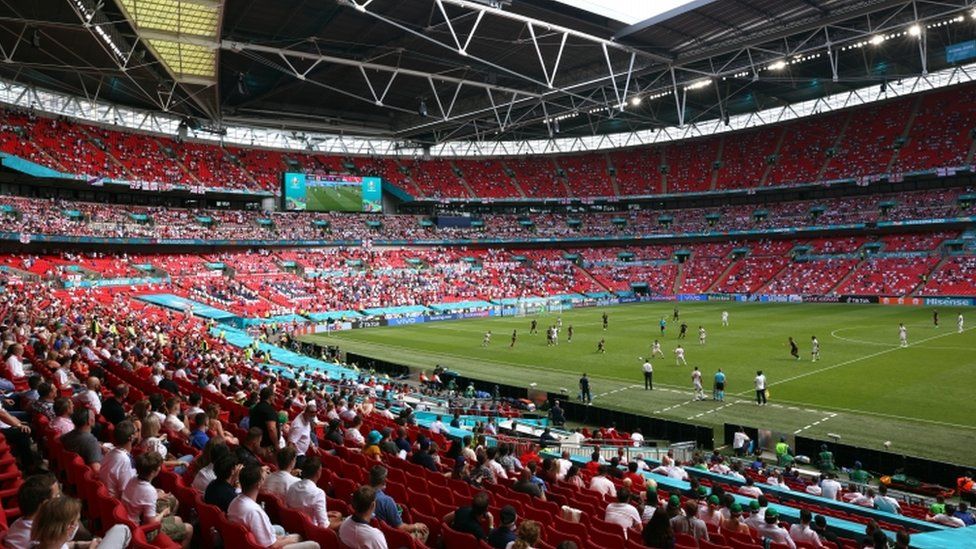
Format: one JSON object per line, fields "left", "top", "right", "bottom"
{"left": 722, "top": 311, "right": 729, "bottom": 326}
{"left": 811, "top": 336, "right": 820, "bottom": 362}
{"left": 651, "top": 339, "right": 664, "bottom": 358}
{"left": 698, "top": 326, "right": 707, "bottom": 345}
{"left": 898, "top": 323, "right": 908, "bottom": 348}
{"left": 959, "top": 314, "right": 965, "bottom": 334}
{"left": 691, "top": 367, "right": 705, "bottom": 400}
{"left": 482, "top": 331, "right": 492, "bottom": 347}
{"left": 674, "top": 345, "right": 687, "bottom": 366}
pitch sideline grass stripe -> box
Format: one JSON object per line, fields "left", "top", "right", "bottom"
{"left": 747, "top": 325, "right": 976, "bottom": 394}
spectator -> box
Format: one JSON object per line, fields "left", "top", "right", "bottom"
{"left": 368, "top": 465, "right": 428, "bottom": 541}
{"left": 204, "top": 454, "right": 241, "bottom": 513}
{"left": 605, "top": 487, "right": 641, "bottom": 538}
{"left": 285, "top": 456, "right": 339, "bottom": 530}
{"left": 589, "top": 465, "right": 617, "bottom": 498}
{"left": 30, "top": 496, "right": 131, "bottom": 549}
{"left": 817, "top": 444, "right": 835, "bottom": 471}
{"left": 927, "top": 503, "right": 966, "bottom": 527}
{"left": 191, "top": 438, "right": 229, "bottom": 493}
{"left": 848, "top": 461, "right": 873, "bottom": 484}
{"left": 812, "top": 515, "right": 842, "bottom": 549}
{"left": 745, "top": 499, "right": 767, "bottom": 530}
{"left": 229, "top": 463, "right": 317, "bottom": 548}
{"left": 49, "top": 397, "right": 74, "bottom": 437}
{"left": 99, "top": 420, "right": 137, "bottom": 498}
{"left": 894, "top": 530, "right": 910, "bottom": 549}
{"left": 509, "top": 520, "right": 541, "bottom": 549}
{"left": 739, "top": 477, "right": 763, "bottom": 497}
{"left": 122, "top": 452, "right": 193, "bottom": 547}
{"left": 264, "top": 446, "right": 300, "bottom": 498}
{"left": 286, "top": 402, "right": 318, "bottom": 468}
{"left": 444, "top": 491, "right": 493, "bottom": 541}
{"left": 820, "top": 473, "right": 842, "bottom": 501}
{"left": 512, "top": 469, "right": 545, "bottom": 500}
{"left": 338, "top": 486, "right": 387, "bottom": 549}
{"left": 720, "top": 502, "right": 750, "bottom": 535}
{"left": 188, "top": 413, "right": 210, "bottom": 450}
{"left": 61, "top": 408, "right": 102, "bottom": 472}
{"left": 756, "top": 508, "right": 795, "bottom": 548}
{"left": 642, "top": 508, "right": 675, "bottom": 549}
{"left": 563, "top": 465, "right": 584, "bottom": 489}
{"left": 235, "top": 427, "right": 265, "bottom": 468}
{"left": 789, "top": 509, "right": 824, "bottom": 547}
{"left": 487, "top": 505, "right": 518, "bottom": 549}
{"left": 0, "top": 473, "right": 60, "bottom": 548}
{"left": 873, "top": 485, "right": 901, "bottom": 514}
{"left": 954, "top": 502, "right": 975, "bottom": 526}
{"left": 74, "top": 377, "right": 102, "bottom": 416}
{"left": 364, "top": 430, "right": 383, "bottom": 461}
{"left": 31, "top": 383, "right": 56, "bottom": 422}
{"left": 249, "top": 387, "right": 279, "bottom": 449}
{"left": 671, "top": 500, "right": 708, "bottom": 543}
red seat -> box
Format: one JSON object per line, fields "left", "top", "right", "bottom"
{"left": 587, "top": 525, "right": 626, "bottom": 549}
{"left": 305, "top": 521, "right": 341, "bottom": 549}
{"left": 195, "top": 499, "right": 224, "bottom": 549}
{"left": 219, "top": 520, "right": 264, "bottom": 549}
{"left": 441, "top": 523, "right": 479, "bottom": 548}
{"left": 378, "top": 519, "right": 417, "bottom": 549}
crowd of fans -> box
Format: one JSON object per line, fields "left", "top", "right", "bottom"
{"left": 0, "top": 187, "right": 970, "bottom": 244}
{"left": 6, "top": 83, "right": 976, "bottom": 198}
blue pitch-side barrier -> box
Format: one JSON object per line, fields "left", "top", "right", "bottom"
{"left": 213, "top": 325, "right": 359, "bottom": 381}
{"left": 306, "top": 310, "right": 364, "bottom": 321}
{"left": 136, "top": 294, "right": 240, "bottom": 321}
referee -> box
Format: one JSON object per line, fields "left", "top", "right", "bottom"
{"left": 641, "top": 357, "right": 653, "bottom": 390}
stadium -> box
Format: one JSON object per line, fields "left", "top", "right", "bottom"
{"left": 0, "top": 0, "right": 975, "bottom": 547}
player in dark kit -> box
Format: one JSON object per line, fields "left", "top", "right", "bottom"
{"left": 679, "top": 322, "right": 688, "bottom": 339}
{"left": 567, "top": 325, "right": 574, "bottom": 343}
{"left": 510, "top": 329, "right": 517, "bottom": 348}
{"left": 602, "top": 312, "right": 608, "bottom": 331}
{"left": 530, "top": 319, "right": 538, "bottom": 334}
{"left": 673, "top": 307, "right": 680, "bottom": 321}
{"left": 933, "top": 309, "right": 939, "bottom": 328}
{"left": 789, "top": 337, "right": 800, "bottom": 360}
{"left": 597, "top": 338, "right": 606, "bottom": 353}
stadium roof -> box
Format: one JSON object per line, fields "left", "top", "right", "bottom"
{"left": 1, "top": 0, "right": 975, "bottom": 147}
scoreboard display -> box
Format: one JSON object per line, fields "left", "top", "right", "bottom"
{"left": 282, "top": 173, "right": 382, "bottom": 213}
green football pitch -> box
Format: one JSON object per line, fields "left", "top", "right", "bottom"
{"left": 301, "top": 302, "right": 976, "bottom": 466}
{"left": 306, "top": 186, "right": 362, "bottom": 212}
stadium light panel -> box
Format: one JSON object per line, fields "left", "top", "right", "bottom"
{"left": 869, "top": 35, "right": 885, "bottom": 46}
{"left": 630, "top": 96, "right": 642, "bottom": 106}
{"left": 768, "top": 60, "right": 787, "bottom": 71}
{"left": 550, "top": 0, "right": 700, "bottom": 25}
{"left": 116, "top": 0, "right": 220, "bottom": 81}
{"left": 908, "top": 24, "right": 921, "bottom": 37}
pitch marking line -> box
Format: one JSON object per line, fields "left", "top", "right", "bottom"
{"left": 794, "top": 412, "right": 838, "bottom": 435}
{"left": 760, "top": 325, "right": 976, "bottom": 391}
{"left": 688, "top": 401, "right": 736, "bottom": 420}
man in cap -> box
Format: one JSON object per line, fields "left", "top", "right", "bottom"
{"left": 487, "top": 505, "right": 518, "bottom": 548}
{"left": 757, "top": 508, "right": 796, "bottom": 548}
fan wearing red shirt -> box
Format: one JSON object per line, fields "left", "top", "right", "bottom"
{"left": 624, "top": 462, "right": 646, "bottom": 490}
{"left": 584, "top": 452, "right": 602, "bottom": 475}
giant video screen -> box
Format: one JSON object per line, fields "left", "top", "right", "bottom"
{"left": 282, "top": 173, "right": 382, "bottom": 212}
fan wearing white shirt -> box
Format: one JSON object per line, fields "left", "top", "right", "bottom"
{"left": 99, "top": 420, "right": 138, "bottom": 498}
{"left": 820, "top": 473, "right": 842, "bottom": 501}
{"left": 604, "top": 488, "right": 642, "bottom": 539}
{"left": 0, "top": 473, "right": 60, "bottom": 549}
{"left": 286, "top": 456, "right": 343, "bottom": 530}
{"left": 589, "top": 465, "right": 618, "bottom": 498}
{"left": 339, "top": 486, "right": 389, "bottom": 549}
{"left": 756, "top": 508, "right": 795, "bottom": 548}
{"left": 631, "top": 428, "right": 644, "bottom": 447}
{"left": 789, "top": 509, "right": 824, "bottom": 547}
{"left": 263, "top": 447, "right": 300, "bottom": 499}
{"left": 286, "top": 402, "right": 318, "bottom": 467}
{"left": 4, "top": 344, "right": 27, "bottom": 379}
{"left": 229, "top": 463, "right": 319, "bottom": 549}
{"left": 74, "top": 376, "right": 102, "bottom": 415}
{"left": 123, "top": 452, "right": 193, "bottom": 547}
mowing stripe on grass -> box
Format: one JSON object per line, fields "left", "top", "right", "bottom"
{"left": 750, "top": 325, "right": 975, "bottom": 393}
